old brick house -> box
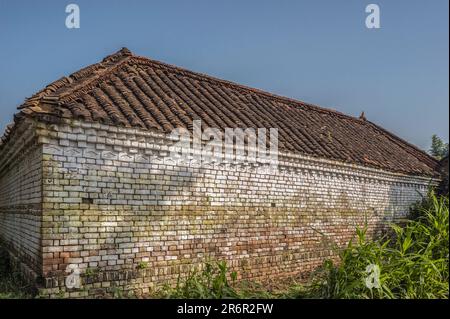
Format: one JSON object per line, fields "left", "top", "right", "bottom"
{"left": 0, "top": 48, "right": 441, "bottom": 297}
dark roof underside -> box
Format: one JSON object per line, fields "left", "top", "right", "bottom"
{"left": 1, "top": 48, "right": 440, "bottom": 176}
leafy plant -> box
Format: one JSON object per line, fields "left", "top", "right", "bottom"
{"left": 159, "top": 260, "right": 240, "bottom": 299}
{"left": 306, "top": 192, "right": 449, "bottom": 299}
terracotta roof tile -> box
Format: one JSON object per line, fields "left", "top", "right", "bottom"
{"left": 1, "top": 48, "right": 440, "bottom": 176}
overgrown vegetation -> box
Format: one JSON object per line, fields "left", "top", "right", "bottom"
{"left": 158, "top": 260, "right": 240, "bottom": 298}
{"left": 307, "top": 193, "right": 448, "bottom": 299}
{"left": 157, "top": 260, "right": 302, "bottom": 299}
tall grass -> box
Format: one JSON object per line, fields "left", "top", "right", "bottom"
{"left": 308, "top": 192, "right": 449, "bottom": 299}
{"left": 158, "top": 260, "right": 300, "bottom": 299}
{"left": 160, "top": 260, "right": 240, "bottom": 299}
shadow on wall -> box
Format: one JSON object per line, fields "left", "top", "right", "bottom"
{"left": 51, "top": 153, "right": 433, "bottom": 288}
{"left": 135, "top": 161, "right": 428, "bottom": 268}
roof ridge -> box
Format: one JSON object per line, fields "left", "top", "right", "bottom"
{"left": 100, "top": 47, "right": 133, "bottom": 63}
{"left": 19, "top": 48, "right": 361, "bottom": 124}
{"left": 56, "top": 51, "right": 133, "bottom": 102}
{"left": 127, "top": 53, "right": 438, "bottom": 169}
{"left": 18, "top": 47, "right": 133, "bottom": 109}
{"left": 366, "top": 120, "right": 439, "bottom": 167}
{"left": 130, "top": 54, "right": 363, "bottom": 123}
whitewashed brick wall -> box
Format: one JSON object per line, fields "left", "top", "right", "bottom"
{"left": 32, "top": 119, "right": 436, "bottom": 297}
{"left": 0, "top": 119, "right": 42, "bottom": 282}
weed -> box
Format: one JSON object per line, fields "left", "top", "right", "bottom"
{"left": 159, "top": 260, "right": 240, "bottom": 299}
{"left": 137, "top": 261, "right": 149, "bottom": 270}
{"left": 85, "top": 267, "right": 99, "bottom": 277}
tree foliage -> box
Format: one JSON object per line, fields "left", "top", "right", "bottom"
{"left": 429, "top": 134, "right": 449, "bottom": 160}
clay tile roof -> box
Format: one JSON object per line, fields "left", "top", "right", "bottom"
{"left": 1, "top": 48, "right": 441, "bottom": 176}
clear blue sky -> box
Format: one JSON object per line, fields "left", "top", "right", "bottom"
{"left": 0, "top": 0, "right": 448, "bottom": 150}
